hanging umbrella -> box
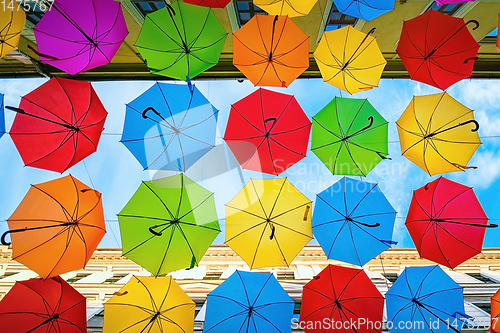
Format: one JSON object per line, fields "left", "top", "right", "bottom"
{"left": 32, "top": 0, "right": 128, "bottom": 75}
{"left": 8, "top": 77, "right": 107, "bottom": 173}
{"left": 300, "top": 265, "right": 384, "bottom": 331}
{"left": 224, "top": 89, "right": 311, "bottom": 175}
{"left": 104, "top": 276, "right": 195, "bottom": 333}
{"left": 204, "top": 270, "right": 294, "bottom": 333}
{"left": 0, "top": 276, "right": 86, "bottom": 332}
{"left": 406, "top": 177, "right": 496, "bottom": 269}
{"left": 333, "top": 0, "right": 394, "bottom": 21}
{"left": 118, "top": 174, "right": 220, "bottom": 276}
{"left": 314, "top": 26, "right": 386, "bottom": 94}
{"left": 183, "top": 0, "right": 231, "bottom": 8}
{"left": 397, "top": 92, "right": 481, "bottom": 176}
{"left": 386, "top": 266, "right": 469, "bottom": 332}
{"left": 313, "top": 177, "right": 396, "bottom": 266}
{"left": 492, "top": 289, "right": 500, "bottom": 333}
{"left": 1, "top": 175, "right": 105, "bottom": 279}
{"left": 136, "top": 1, "right": 227, "bottom": 81}
{"left": 397, "top": 9, "right": 480, "bottom": 90}
{"left": 121, "top": 82, "right": 218, "bottom": 172}
{"left": 253, "top": 0, "right": 318, "bottom": 17}
{"left": 311, "top": 97, "right": 388, "bottom": 176}
{"left": 0, "top": 7, "right": 25, "bottom": 58}
{"left": 225, "top": 178, "right": 313, "bottom": 269}
{"left": 0, "top": 93, "right": 4, "bottom": 140}
{"left": 233, "top": 15, "right": 309, "bottom": 87}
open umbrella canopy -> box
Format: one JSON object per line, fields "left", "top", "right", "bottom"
{"left": 224, "top": 89, "right": 311, "bottom": 175}
{"left": 397, "top": 92, "right": 481, "bottom": 176}
{"left": 121, "top": 82, "right": 218, "bottom": 172}
{"left": 397, "top": 9, "right": 480, "bottom": 90}
{"left": 386, "top": 266, "right": 468, "bottom": 332}
{"left": 313, "top": 177, "right": 396, "bottom": 267}
{"left": 0, "top": 277, "right": 86, "bottom": 333}
{"left": 0, "top": 93, "right": 4, "bottom": 140}
{"left": 136, "top": 1, "right": 227, "bottom": 80}
{"left": 225, "top": 178, "right": 313, "bottom": 269}
{"left": 118, "top": 174, "right": 220, "bottom": 276}
{"left": 2, "top": 175, "right": 106, "bottom": 279}
{"left": 253, "top": 0, "right": 319, "bottom": 17}
{"left": 233, "top": 15, "right": 309, "bottom": 87}
{"left": 204, "top": 270, "right": 294, "bottom": 333}
{"left": 300, "top": 265, "right": 384, "bottom": 333}
{"left": 104, "top": 276, "right": 195, "bottom": 333}
{"left": 333, "top": 0, "right": 394, "bottom": 21}
{"left": 0, "top": 8, "right": 25, "bottom": 58}
{"left": 492, "top": 289, "right": 500, "bottom": 333}
{"left": 33, "top": 0, "right": 128, "bottom": 75}
{"left": 406, "top": 177, "right": 494, "bottom": 269}
{"left": 9, "top": 77, "right": 108, "bottom": 173}
{"left": 311, "top": 97, "right": 388, "bottom": 176}
{"left": 183, "top": 0, "right": 231, "bottom": 8}
{"left": 314, "top": 26, "right": 386, "bottom": 94}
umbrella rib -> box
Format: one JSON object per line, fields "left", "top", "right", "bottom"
{"left": 271, "top": 123, "right": 311, "bottom": 136}
{"left": 143, "top": 132, "right": 179, "bottom": 171}
{"left": 250, "top": 274, "right": 274, "bottom": 307}
{"left": 178, "top": 131, "right": 215, "bottom": 148}
{"left": 313, "top": 218, "right": 346, "bottom": 228}
{"left": 105, "top": 302, "right": 156, "bottom": 315}
{"left": 143, "top": 15, "right": 183, "bottom": 50}
{"left": 22, "top": 97, "right": 72, "bottom": 126}
{"left": 121, "top": 132, "right": 176, "bottom": 143}
{"left": 311, "top": 118, "right": 342, "bottom": 141}
{"left": 233, "top": 34, "right": 269, "bottom": 59}
{"left": 225, "top": 205, "right": 266, "bottom": 220}
{"left": 250, "top": 178, "right": 270, "bottom": 219}
{"left": 44, "top": 226, "right": 78, "bottom": 278}
{"left": 32, "top": 185, "right": 73, "bottom": 221}
{"left": 249, "top": 223, "right": 269, "bottom": 269}
{"left": 343, "top": 141, "right": 367, "bottom": 176}
{"left": 175, "top": 223, "right": 199, "bottom": 266}
{"left": 348, "top": 183, "right": 377, "bottom": 217}
{"left": 271, "top": 201, "right": 312, "bottom": 220}
{"left": 435, "top": 221, "right": 483, "bottom": 254}
{"left": 142, "top": 181, "right": 176, "bottom": 219}
{"left": 178, "top": 109, "right": 218, "bottom": 133}
{"left": 177, "top": 192, "right": 217, "bottom": 221}
{"left": 204, "top": 310, "right": 249, "bottom": 333}
{"left": 252, "top": 311, "right": 287, "bottom": 332}
{"left": 125, "top": 104, "right": 174, "bottom": 129}
{"left": 229, "top": 104, "right": 266, "bottom": 135}
{"left": 209, "top": 294, "right": 249, "bottom": 309}
{"left": 429, "top": 110, "right": 475, "bottom": 135}
{"left": 426, "top": 138, "right": 466, "bottom": 172}
{"left": 272, "top": 232, "right": 289, "bottom": 266}
{"left": 273, "top": 36, "right": 309, "bottom": 60}
{"left": 271, "top": 220, "right": 313, "bottom": 239}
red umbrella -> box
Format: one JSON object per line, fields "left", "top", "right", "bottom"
{"left": 300, "top": 265, "right": 384, "bottom": 333}
{"left": 183, "top": 0, "right": 231, "bottom": 7}
{"left": 396, "top": 9, "right": 479, "bottom": 90}
{"left": 0, "top": 276, "right": 86, "bottom": 332}
{"left": 223, "top": 88, "right": 311, "bottom": 175}
{"left": 9, "top": 77, "right": 107, "bottom": 173}
{"left": 406, "top": 177, "right": 496, "bottom": 269}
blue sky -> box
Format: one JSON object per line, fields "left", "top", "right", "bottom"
{"left": 0, "top": 77, "right": 499, "bottom": 249}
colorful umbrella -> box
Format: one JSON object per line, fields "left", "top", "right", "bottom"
{"left": 300, "top": 265, "right": 384, "bottom": 332}
{"left": 136, "top": 1, "right": 227, "bottom": 80}
{"left": 8, "top": 77, "right": 107, "bottom": 173}
{"left": 397, "top": 92, "right": 480, "bottom": 176}
{"left": 386, "top": 266, "right": 468, "bottom": 332}
{"left": 33, "top": 0, "right": 128, "bottom": 75}
{"left": 333, "top": 0, "right": 394, "bottom": 21}
{"left": 397, "top": 9, "right": 480, "bottom": 90}
{"left": 118, "top": 174, "right": 220, "bottom": 276}
{"left": 253, "top": 0, "right": 319, "bottom": 17}
{"left": 0, "top": 93, "right": 4, "bottom": 140}
{"left": 104, "top": 276, "right": 195, "bottom": 333}
{"left": 225, "top": 178, "right": 313, "bottom": 269}
{"left": 1, "top": 175, "right": 105, "bottom": 279}
{"left": 233, "top": 15, "right": 309, "bottom": 87}
{"left": 311, "top": 97, "right": 388, "bottom": 176}
{"left": 406, "top": 177, "right": 495, "bottom": 269}
{"left": 0, "top": 277, "right": 86, "bottom": 333}
{"left": 183, "top": 0, "right": 231, "bottom": 8}
{"left": 314, "top": 26, "right": 386, "bottom": 94}
{"left": 121, "top": 82, "right": 218, "bottom": 172}
{"left": 313, "top": 177, "right": 396, "bottom": 267}
{"left": 492, "top": 288, "right": 500, "bottom": 333}
{"left": 204, "top": 270, "right": 294, "bottom": 333}
{"left": 224, "top": 89, "right": 311, "bottom": 175}
{"left": 0, "top": 8, "right": 25, "bottom": 58}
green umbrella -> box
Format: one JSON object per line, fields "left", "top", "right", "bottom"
{"left": 135, "top": 1, "right": 227, "bottom": 80}
{"left": 118, "top": 174, "right": 220, "bottom": 276}
{"left": 311, "top": 97, "right": 388, "bottom": 176}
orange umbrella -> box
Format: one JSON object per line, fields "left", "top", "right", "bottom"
{"left": 233, "top": 15, "right": 309, "bottom": 87}
{"left": 1, "top": 175, "right": 106, "bottom": 279}
{"left": 493, "top": 288, "right": 500, "bottom": 333}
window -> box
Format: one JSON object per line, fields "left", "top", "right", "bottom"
{"left": 203, "top": 272, "right": 223, "bottom": 280}
{"left": 325, "top": 3, "right": 358, "bottom": 31}
{"left": 103, "top": 274, "right": 128, "bottom": 284}
{"left": 383, "top": 273, "right": 399, "bottom": 283}
{"left": 66, "top": 273, "right": 91, "bottom": 283}
{"left": 276, "top": 271, "right": 295, "bottom": 280}
{"left": 466, "top": 273, "right": 497, "bottom": 283}
{"left": 0, "top": 272, "right": 17, "bottom": 279}
{"left": 427, "top": 2, "right": 465, "bottom": 16}
{"left": 131, "top": 0, "right": 166, "bottom": 18}
{"left": 474, "top": 303, "right": 491, "bottom": 314}
{"left": 234, "top": 0, "right": 266, "bottom": 27}
{"left": 23, "top": 2, "right": 45, "bottom": 25}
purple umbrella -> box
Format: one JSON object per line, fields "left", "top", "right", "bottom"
{"left": 32, "top": 0, "right": 128, "bottom": 75}
{"left": 435, "top": 0, "right": 474, "bottom": 4}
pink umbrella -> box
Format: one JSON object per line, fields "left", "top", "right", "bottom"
{"left": 32, "top": 0, "right": 128, "bottom": 75}
{"left": 435, "top": 0, "right": 474, "bottom": 5}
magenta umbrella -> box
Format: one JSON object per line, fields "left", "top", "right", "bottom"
{"left": 32, "top": 0, "right": 128, "bottom": 75}
{"left": 435, "top": 0, "right": 474, "bottom": 4}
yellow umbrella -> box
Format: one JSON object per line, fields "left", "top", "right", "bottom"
{"left": 0, "top": 9, "right": 26, "bottom": 58}
{"left": 225, "top": 178, "right": 313, "bottom": 269}
{"left": 253, "top": 0, "right": 318, "bottom": 17}
{"left": 314, "top": 26, "right": 386, "bottom": 94}
{"left": 397, "top": 92, "right": 481, "bottom": 176}
{"left": 103, "top": 276, "right": 195, "bottom": 333}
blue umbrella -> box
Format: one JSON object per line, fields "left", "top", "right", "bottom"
{"left": 386, "top": 265, "right": 470, "bottom": 332}
{"left": 121, "top": 82, "right": 218, "bottom": 171}
{"left": 203, "top": 270, "right": 294, "bottom": 333}
{"left": 333, "top": 0, "right": 394, "bottom": 21}
{"left": 0, "top": 93, "right": 4, "bottom": 140}
{"left": 312, "top": 177, "right": 396, "bottom": 266}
